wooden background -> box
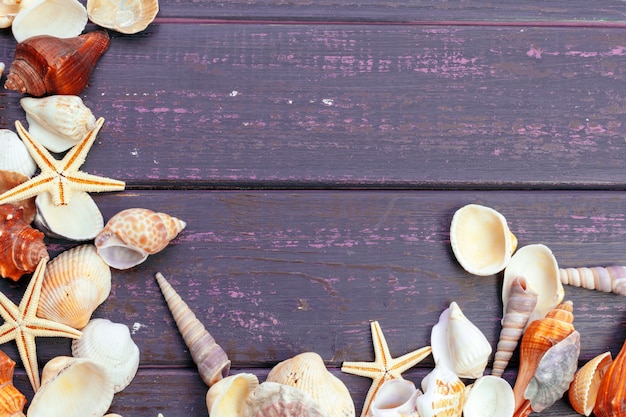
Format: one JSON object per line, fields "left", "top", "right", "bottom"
{"left": 1, "top": 1, "right": 625, "bottom": 416}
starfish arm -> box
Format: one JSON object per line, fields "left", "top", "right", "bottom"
{"left": 0, "top": 174, "right": 56, "bottom": 205}
{"left": 61, "top": 117, "right": 105, "bottom": 171}
{"left": 19, "top": 259, "right": 46, "bottom": 318}
{"left": 360, "top": 375, "right": 391, "bottom": 417}
{"left": 0, "top": 290, "right": 21, "bottom": 324}
{"left": 14, "top": 330, "right": 40, "bottom": 391}
{"left": 370, "top": 321, "right": 393, "bottom": 365}
{"left": 0, "top": 324, "right": 17, "bottom": 345}
{"left": 25, "top": 316, "right": 82, "bottom": 339}
{"left": 14, "top": 120, "right": 59, "bottom": 174}
{"left": 341, "top": 360, "right": 384, "bottom": 379}
{"left": 64, "top": 170, "right": 126, "bottom": 195}
{"left": 387, "top": 345, "right": 432, "bottom": 378}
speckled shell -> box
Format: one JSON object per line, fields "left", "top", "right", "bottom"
{"left": 560, "top": 266, "right": 626, "bottom": 296}
{"left": 95, "top": 208, "right": 186, "bottom": 270}
{"left": 569, "top": 351, "right": 612, "bottom": 416}
{"left": 594, "top": 338, "right": 626, "bottom": 417}
{"left": 37, "top": 244, "right": 111, "bottom": 329}
{"left": 0, "top": 170, "right": 36, "bottom": 224}
{"left": 87, "top": 0, "right": 159, "bottom": 34}
{"left": 266, "top": 351, "right": 355, "bottom": 417}
{"left": 0, "top": 129, "right": 36, "bottom": 178}
{"left": 4, "top": 31, "right": 110, "bottom": 97}
{"left": 0, "top": 350, "right": 26, "bottom": 417}
{"left": 12, "top": 0, "right": 87, "bottom": 43}
{"left": 71, "top": 318, "right": 140, "bottom": 393}
{"left": 206, "top": 373, "right": 260, "bottom": 417}
{"left": 34, "top": 191, "right": 104, "bottom": 241}
{"left": 415, "top": 364, "right": 465, "bottom": 417}
{"left": 240, "top": 382, "right": 326, "bottom": 417}
{"left": 0, "top": 204, "right": 49, "bottom": 281}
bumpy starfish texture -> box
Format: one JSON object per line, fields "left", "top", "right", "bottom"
{"left": 0, "top": 117, "right": 125, "bottom": 207}
{"left": 341, "top": 321, "right": 432, "bottom": 417}
{"left": 0, "top": 259, "right": 82, "bottom": 392}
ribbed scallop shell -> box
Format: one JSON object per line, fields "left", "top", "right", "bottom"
{"left": 95, "top": 208, "right": 186, "bottom": 270}
{"left": 0, "top": 170, "right": 36, "bottom": 224}
{"left": 12, "top": 0, "right": 87, "bottom": 43}
{"left": 463, "top": 375, "right": 514, "bottom": 417}
{"left": 206, "top": 373, "right": 260, "bottom": 417}
{"left": 594, "top": 338, "right": 626, "bottom": 417}
{"left": 0, "top": 129, "right": 36, "bottom": 178}
{"left": 20, "top": 95, "right": 97, "bottom": 153}
{"left": 266, "top": 351, "right": 355, "bottom": 417}
{"left": 34, "top": 191, "right": 104, "bottom": 241}
{"left": 370, "top": 379, "right": 421, "bottom": 417}
{"left": 155, "top": 272, "right": 231, "bottom": 387}
{"left": 27, "top": 356, "right": 114, "bottom": 417}
{"left": 0, "top": 204, "right": 49, "bottom": 281}
{"left": 87, "top": 0, "right": 159, "bottom": 34}
{"left": 450, "top": 204, "right": 517, "bottom": 276}
{"left": 71, "top": 318, "right": 140, "bottom": 393}
{"left": 0, "top": 350, "right": 26, "bottom": 417}
{"left": 560, "top": 266, "right": 626, "bottom": 296}
{"left": 37, "top": 244, "right": 111, "bottom": 329}
{"left": 241, "top": 382, "right": 326, "bottom": 417}
{"left": 415, "top": 364, "right": 465, "bottom": 417}
{"left": 568, "top": 351, "right": 612, "bottom": 416}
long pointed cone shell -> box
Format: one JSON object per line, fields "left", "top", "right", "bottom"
{"left": 560, "top": 266, "right": 626, "bottom": 296}
{"left": 594, "top": 338, "right": 626, "bottom": 417}
{"left": 155, "top": 272, "right": 230, "bottom": 387}
{"left": 492, "top": 276, "right": 538, "bottom": 377}
{"left": 569, "top": 351, "right": 612, "bottom": 416}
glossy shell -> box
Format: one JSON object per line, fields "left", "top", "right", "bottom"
{"left": 594, "top": 338, "right": 626, "bottom": 417}
{"left": 71, "top": 318, "right": 140, "bottom": 393}
{"left": 0, "top": 170, "right": 36, "bottom": 224}
{"left": 87, "top": 0, "right": 159, "bottom": 34}
{"left": 0, "top": 350, "right": 26, "bottom": 417}
{"left": 95, "top": 208, "right": 186, "bottom": 270}
{"left": 0, "top": 129, "right": 36, "bottom": 178}
{"left": 34, "top": 191, "right": 104, "bottom": 241}
{"left": 240, "top": 382, "right": 326, "bottom": 417}
{"left": 5, "top": 31, "right": 110, "bottom": 97}
{"left": 569, "top": 351, "right": 612, "bottom": 416}
{"left": 463, "top": 375, "right": 514, "bottom": 417}
{"left": 560, "top": 266, "right": 626, "bottom": 296}
{"left": 450, "top": 204, "right": 517, "bottom": 276}
{"left": 415, "top": 364, "right": 465, "bottom": 417}
{"left": 12, "top": 0, "right": 87, "bottom": 43}
{"left": 266, "top": 351, "right": 355, "bottom": 417}
{"left": 370, "top": 379, "right": 421, "bottom": 417}
{"left": 206, "top": 373, "right": 260, "bottom": 417}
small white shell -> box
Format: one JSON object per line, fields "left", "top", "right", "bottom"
{"left": 20, "top": 95, "right": 97, "bottom": 153}
{"left": 0, "top": 3, "right": 18, "bottom": 28}
{"left": 415, "top": 364, "right": 465, "bottom": 417}
{"left": 71, "top": 318, "right": 140, "bottom": 393}
{"left": 0, "top": 129, "right": 36, "bottom": 178}
{"left": 34, "top": 191, "right": 104, "bottom": 241}
{"left": 26, "top": 356, "right": 114, "bottom": 417}
{"left": 206, "top": 373, "right": 260, "bottom": 417}
{"left": 12, "top": 0, "right": 87, "bottom": 43}
{"left": 87, "top": 0, "right": 158, "bottom": 34}
{"left": 463, "top": 375, "right": 514, "bottom": 417}
{"left": 370, "top": 379, "right": 421, "bottom": 417}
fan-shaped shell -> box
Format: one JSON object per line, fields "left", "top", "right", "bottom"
{"left": 95, "top": 208, "right": 186, "bottom": 270}
{"left": 450, "top": 204, "right": 517, "bottom": 276}
{"left": 0, "top": 350, "right": 26, "bottom": 417}
{"left": 370, "top": 379, "right": 421, "bottom": 417}
{"left": 560, "top": 266, "right": 626, "bottom": 296}
{"left": 206, "top": 373, "right": 260, "bottom": 417}
{"left": 11, "top": 0, "right": 87, "bottom": 43}
{"left": 71, "top": 318, "right": 140, "bottom": 393}
{"left": 20, "top": 95, "right": 97, "bottom": 153}
{"left": 37, "top": 244, "right": 111, "bottom": 329}
{"left": 34, "top": 191, "right": 104, "bottom": 241}
{"left": 0, "top": 170, "right": 36, "bottom": 224}
{"left": 87, "top": 0, "right": 159, "bottom": 34}
{"left": 266, "top": 351, "right": 355, "bottom": 417}
{"left": 0, "top": 129, "right": 36, "bottom": 178}
{"left": 415, "top": 364, "right": 465, "bottom": 417}
{"left": 241, "top": 382, "right": 326, "bottom": 417}
{"left": 594, "top": 338, "right": 626, "bottom": 417}
{"left": 569, "top": 351, "right": 612, "bottom": 416}
{"left": 463, "top": 375, "right": 514, "bottom": 417}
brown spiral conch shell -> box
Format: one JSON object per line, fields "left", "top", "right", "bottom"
{"left": 0, "top": 349, "right": 26, "bottom": 417}
{"left": 511, "top": 300, "right": 575, "bottom": 413}
{"left": 492, "top": 276, "right": 538, "bottom": 378}
{"left": 560, "top": 266, "right": 626, "bottom": 296}
{"left": 4, "top": 30, "right": 110, "bottom": 97}
{"left": 569, "top": 351, "right": 612, "bottom": 416}
{"left": 594, "top": 338, "right": 626, "bottom": 417}
{"left": 0, "top": 170, "right": 36, "bottom": 224}
{"left": 0, "top": 204, "right": 49, "bottom": 281}
{"left": 155, "top": 272, "right": 231, "bottom": 387}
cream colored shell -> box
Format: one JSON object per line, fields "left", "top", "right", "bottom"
{"left": 463, "top": 375, "right": 514, "bottom": 417}
{"left": 34, "top": 191, "right": 104, "bottom": 241}
{"left": 0, "top": 129, "right": 36, "bottom": 178}
{"left": 0, "top": 3, "right": 18, "bottom": 28}
{"left": 87, "top": 0, "right": 158, "bottom": 34}
{"left": 206, "top": 373, "right": 259, "bottom": 417}
{"left": 241, "top": 382, "right": 326, "bottom": 417}
{"left": 12, "top": 0, "right": 87, "bottom": 43}
{"left": 370, "top": 379, "right": 421, "bottom": 417}
{"left": 568, "top": 351, "right": 612, "bottom": 416}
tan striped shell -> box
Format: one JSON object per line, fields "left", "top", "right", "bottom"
{"left": 559, "top": 266, "right": 626, "bottom": 296}
{"left": 568, "top": 351, "right": 612, "bottom": 416}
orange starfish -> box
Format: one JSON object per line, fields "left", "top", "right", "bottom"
{"left": 341, "top": 321, "right": 432, "bottom": 417}
{"left": 0, "top": 117, "right": 125, "bottom": 207}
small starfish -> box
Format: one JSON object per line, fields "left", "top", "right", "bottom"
{"left": 0, "top": 117, "right": 125, "bottom": 207}
{"left": 341, "top": 321, "right": 432, "bottom": 417}
{"left": 0, "top": 259, "right": 82, "bottom": 392}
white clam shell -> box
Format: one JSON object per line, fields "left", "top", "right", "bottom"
{"left": 503, "top": 244, "right": 564, "bottom": 327}
{"left": 71, "top": 318, "right": 140, "bottom": 393}
{"left": 415, "top": 364, "right": 465, "bottom": 417}
{"left": 463, "top": 375, "right": 514, "bottom": 417}
{"left": 21, "top": 95, "right": 97, "bottom": 153}
{"left": 87, "top": 0, "right": 158, "bottom": 34}
{"left": 206, "top": 373, "right": 260, "bottom": 417}
{"left": 34, "top": 191, "right": 104, "bottom": 241}
{"left": 370, "top": 379, "right": 421, "bottom": 417}
{"left": 27, "top": 356, "right": 114, "bottom": 417}
{"left": 450, "top": 204, "right": 517, "bottom": 276}
{"left": 0, "top": 129, "right": 37, "bottom": 178}
{"left": 12, "top": 0, "right": 87, "bottom": 43}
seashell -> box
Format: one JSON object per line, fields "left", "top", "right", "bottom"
{"left": 95, "top": 208, "right": 186, "bottom": 270}
{"left": 20, "top": 95, "right": 97, "bottom": 153}
{"left": 26, "top": 356, "right": 114, "bottom": 417}
{"left": 594, "top": 338, "right": 626, "bottom": 417}
{"left": 503, "top": 244, "right": 563, "bottom": 328}
{"left": 0, "top": 204, "right": 49, "bottom": 281}
{"left": 155, "top": 272, "right": 231, "bottom": 387}
{"left": 266, "top": 351, "right": 355, "bottom": 417}
{"left": 87, "top": 0, "right": 159, "bottom": 34}
{"left": 560, "top": 266, "right": 626, "bottom": 296}
{"left": 11, "top": 0, "right": 87, "bottom": 43}
{"left": 568, "top": 351, "right": 612, "bottom": 416}
{"left": 5, "top": 30, "right": 110, "bottom": 97}
{"left": 431, "top": 301, "right": 492, "bottom": 379}
{"left": 370, "top": 379, "right": 421, "bottom": 417}
{"left": 71, "top": 318, "right": 140, "bottom": 393}
{"left": 0, "top": 129, "right": 36, "bottom": 178}
{"left": 0, "top": 2, "right": 18, "bottom": 28}
{"left": 37, "top": 244, "right": 111, "bottom": 329}
{"left": 492, "top": 276, "right": 538, "bottom": 378}
{"left": 450, "top": 203, "right": 517, "bottom": 276}
{"left": 0, "top": 350, "right": 26, "bottom": 417}
{"left": 240, "top": 381, "right": 326, "bottom": 417}
{"left": 463, "top": 375, "right": 514, "bottom": 417}
{"left": 511, "top": 300, "right": 575, "bottom": 412}
{"left": 0, "top": 170, "right": 36, "bottom": 224}
{"left": 34, "top": 191, "right": 104, "bottom": 241}
{"left": 415, "top": 364, "right": 465, "bottom": 417}
{"left": 206, "top": 373, "right": 260, "bottom": 417}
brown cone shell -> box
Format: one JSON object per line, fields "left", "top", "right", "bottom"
{"left": 594, "top": 338, "right": 626, "bottom": 417}
{"left": 5, "top": 31, "right": 110, "bottom": 97}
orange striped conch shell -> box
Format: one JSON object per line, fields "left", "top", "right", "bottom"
{"left": 594, "top": 338, "right": 626, "bottom": 417}
{"left": 560, "top": 266, "right": 626, "bottom": 296}
{"left": 0, "top": 349, "right": 26, "bottom": 417}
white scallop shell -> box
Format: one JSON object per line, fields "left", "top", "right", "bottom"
{"left": 27, "top": 356, "right": 114, "bottom": 417}
{"left": 206, "top": 373, "right": 260, "bottom": 417}
{"left": 34, "top": 191, "right": 104, "bottom": 241}
{"left": 20, "top": 95, "right": 97, "bottom": 153}
{"left": 71, "top": 318, "right": 140, "bottom": 393}
{"left": 12, "top": 0, "right": 87, "bottom": 43}
{"left": 370, "top": 379, "right": 421, "bottom": 417}
{"left": 87, "top": 0, "right": 158, "bottom": 34}
{"left": 0, "top": 129, "right": 36, "bottom": 178}
{"left": 463, "top": 375, "right": 514, "bottom": 417}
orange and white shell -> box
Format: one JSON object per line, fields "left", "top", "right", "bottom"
{"left": 450, "top": 204, "right": 517, "bottom": 276}
{"left": 206, "top": 373, "right": 259, "bottom": 417}
{"left": 0, "top": 349, "right": 26, "bottom": 417}
{"left": 240, "top": 382, "right": 326, "bottom": 417}
{"left": 37, "top": 244, "right": 111, "bottom": 329}
{"left": 266, "top": 351, "right": 355, "bottom": 417}
{"left": 569, "top": 351, "right": 612, "bottom": 416}
{"left": 415, "top": 364, "right": 465, "bottom": 417}
{"left": 87, "top": 0, "right": 159, "bottom": 34}
{"left": 593, "top": 338, "right": 626, "bottom": 417}
{"left": 0, "top": 129, "right": 36, "bottom": 178}
{"left": 0, "top": 170, "right": 36, "bottom": 224}
{"left": 95, "top": 208, "right": 186, "bottom": 270}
